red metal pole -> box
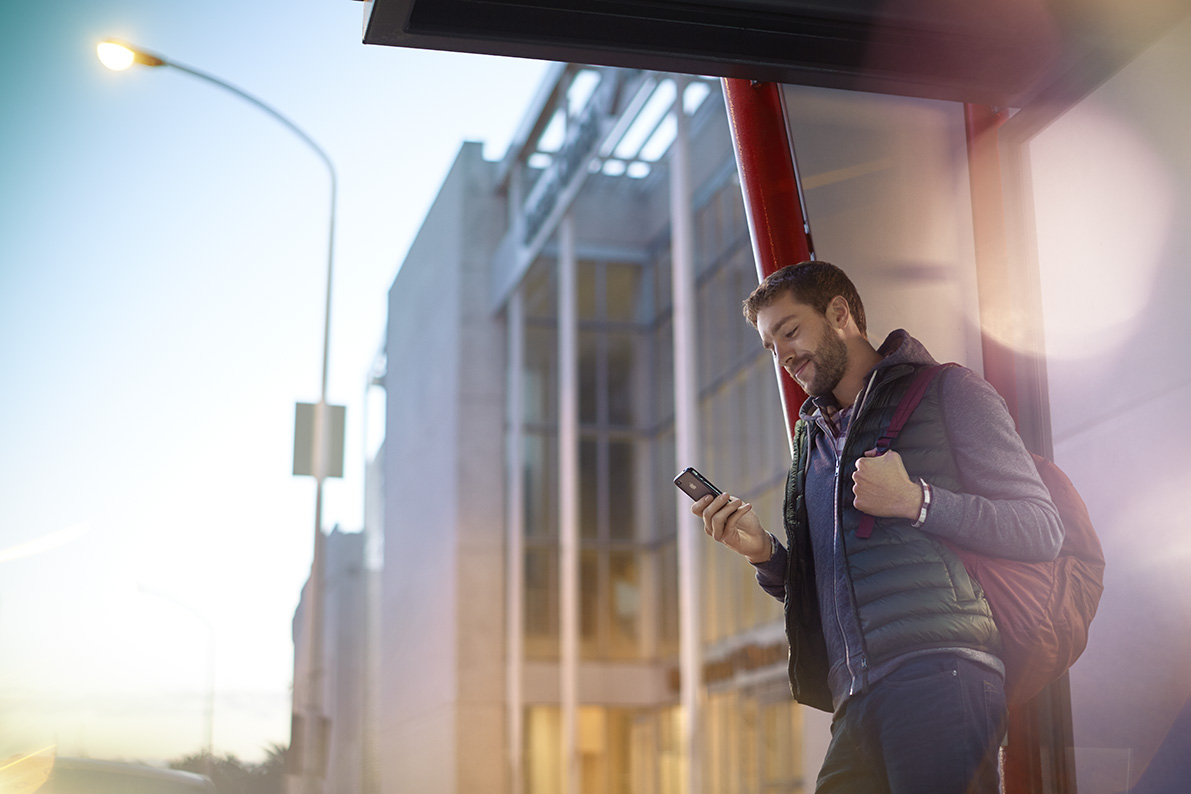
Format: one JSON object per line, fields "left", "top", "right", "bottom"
{"left": 721, "top": 78, "right": 812, "bottom": 439}
{"left": 963, "top": 103, "right": 1020, "bottom": 422}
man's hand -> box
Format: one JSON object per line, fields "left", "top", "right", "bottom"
{"left": 852, "top": 449, "right": 924, "bottom": 520}
{"left": 691, "top": 492, "right": 770, "bottom": 563}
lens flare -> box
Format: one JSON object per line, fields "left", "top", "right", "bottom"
{"left": 0, "top": 524, "right": 91, "bottom": 564}
{"left": 1021, "top": 102, "right": 1173, "bottom": 361}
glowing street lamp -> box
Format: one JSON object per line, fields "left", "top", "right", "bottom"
{"left": 96, "top": 40, "right": 162, "bottom": 71}
{"left": 98, "top": 38, "right": 340, "bottom": 794}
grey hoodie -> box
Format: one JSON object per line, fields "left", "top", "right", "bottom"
{"left": 755, "top": 330, "right": 1064, "bottom": 710}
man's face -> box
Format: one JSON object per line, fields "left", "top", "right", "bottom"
{"left": 755, "top": 292, "right": 848, "bottom": 398}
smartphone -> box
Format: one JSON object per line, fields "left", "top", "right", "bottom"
{"left": 674, "top": 467, "right": 722, "bottom": 502}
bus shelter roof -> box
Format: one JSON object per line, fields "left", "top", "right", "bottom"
{"left": 361, "top": 0, "right": 1186, "bottom": 107}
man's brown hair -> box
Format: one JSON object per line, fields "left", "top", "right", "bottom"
{"left": 742, "top": 261, "right": 867, "bottom": 338}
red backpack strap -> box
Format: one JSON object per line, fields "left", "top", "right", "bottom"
{"left": 856, "top": 363, "right": 953, "bottom": 539}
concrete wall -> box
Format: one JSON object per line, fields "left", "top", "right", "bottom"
{"left": 453, "top": 143, "right": 510, "bottom": 794}
{"left": 382, "top": 145, "right": 467, "bottom": 793}
{"left": 382, "top": 142, "right": 508, "bottom": 794}
{"left": 1027, "top": 16, "right": 1191, "bottom": 794}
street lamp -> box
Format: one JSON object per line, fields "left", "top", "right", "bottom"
{"left": 99, "top": 39, "right": 339, "bottom": 794}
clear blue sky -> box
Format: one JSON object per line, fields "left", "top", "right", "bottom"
{"left": 0, "top": 0, "right": 549, "bottom": 765}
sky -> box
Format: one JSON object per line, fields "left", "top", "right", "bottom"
{"left": 0, "top": 0, "right": 550, "bottom": 766}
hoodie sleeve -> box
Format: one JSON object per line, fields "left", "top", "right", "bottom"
{"left": 918, "top": 367, "right": 1065, "bottom": 561}
{"left": 752, "top": 538, "right": 789, "bottom": 602}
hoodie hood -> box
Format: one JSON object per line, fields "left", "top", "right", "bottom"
{"left": 873, "top": 329, "right": 939, "bottom": 371}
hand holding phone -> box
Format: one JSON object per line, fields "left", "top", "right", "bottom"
{"left": 675, "top": 467, "right": 772, "bottom": 563}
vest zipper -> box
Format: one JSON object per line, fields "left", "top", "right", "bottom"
{"left": 832, "top": 369, "right": 882, "bottom": 697}
{"left": 830, "top": 449, "right": 857, "bottom": 696}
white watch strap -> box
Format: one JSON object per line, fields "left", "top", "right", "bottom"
{"left": 911, "top": 479, "right": 931, "bottom": 528}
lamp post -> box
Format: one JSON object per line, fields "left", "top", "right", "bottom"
{"left": 100, "top": 39, "right": 337, "bottom": 794}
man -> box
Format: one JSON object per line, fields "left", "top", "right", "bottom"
{"left": 693, "top": 261, "right": 1063, "bottom": 794}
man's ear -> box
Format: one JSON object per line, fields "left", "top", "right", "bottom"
{"left": 827, "top": 295, "right": 851, "bottom": 329}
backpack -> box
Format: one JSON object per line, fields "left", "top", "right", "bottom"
{"left": 859, "top": 363, "right": 1106, "bottom": 705}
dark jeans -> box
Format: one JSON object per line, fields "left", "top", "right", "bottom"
{"left": 816, "top": 655, "right": 1007, "bottom": 794}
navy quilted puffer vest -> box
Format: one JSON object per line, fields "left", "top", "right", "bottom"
{"left": 782, "top": 364, "right": 1001, "bottom": 709}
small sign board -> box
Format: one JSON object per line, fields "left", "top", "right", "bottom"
{"left": 293, "top": 402, "right": 346, "bottom": 479}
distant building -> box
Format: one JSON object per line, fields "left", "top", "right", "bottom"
{"left": 376, "top": 64, "right": 812, "bottom": 794}
{"left": 290, "top": 527, "right": 368, "bottom": 794}
{"left": 362, "top": 437, "right": 384, "bottom": 794}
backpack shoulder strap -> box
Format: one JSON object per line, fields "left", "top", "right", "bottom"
{"left": 874, "top": 363, "right": 954, "bottom": 452}
{"left": 856, "top": 363, "right": 954, "bottom": 539}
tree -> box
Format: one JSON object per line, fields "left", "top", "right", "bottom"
{"left": 169, "top": 744, "right": 286, "bottom": 794}
{"left": 252, "top": 744, "right": 287, "bottom": 794}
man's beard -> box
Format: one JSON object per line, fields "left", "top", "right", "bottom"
{"left": 801, "top": 330, "right": 848, "bottom": 398}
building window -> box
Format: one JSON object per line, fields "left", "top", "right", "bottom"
{"left": 525, "top": 546, "right": 559, "bottom": 659}
{"left": 524, "top": 706, "right": 637, "bottom": 794}
{"left": 705, "top": 687, "right": 807, "bottom": 794}
{"left": 761, "top": 696, "right": 805, "bottom": 793}
{"left": 688, "top": 212, "right": 789, "bottom": 644}
{"left": 525, "top": 706, "right": 562, "bottom": 794}
{"left": 628, "top": 706, "right": 686, "bottom": 794}
{"left": 521, "top": 258, "right": 658, "bottom": 662}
